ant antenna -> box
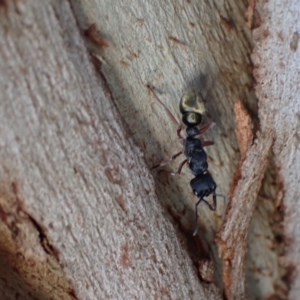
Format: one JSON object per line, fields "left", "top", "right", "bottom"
{"left": 192, "top": 193, "right": 227, "bottom": 236}
{"left": 193, "top": 198, "right": 202, "bottom": 236}
{"left": 216, "top": 193, "right": 227, "bottom": 218}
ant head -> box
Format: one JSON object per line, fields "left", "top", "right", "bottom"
{"left": 180, "top": 89, "right": 205, "bottom": 126}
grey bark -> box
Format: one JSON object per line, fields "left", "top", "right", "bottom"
{"left": 0, "top": 0, "right": 299, "bottom": 299}
{"left": 0, "top": 1, "right": 221, "bottom": 299}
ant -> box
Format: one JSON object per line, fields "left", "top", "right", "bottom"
{"left": 147, "top": 85, "right": 225, "bottom": 235}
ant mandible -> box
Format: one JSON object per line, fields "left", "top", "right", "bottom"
{"left": 147, "top": 85, "right": 225, "bottom": 235}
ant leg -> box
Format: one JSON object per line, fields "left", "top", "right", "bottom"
{"left": 192, "top": 198, "right": 202, "bottom": 236}
{"left": 158, "top": 159, "right": 188, "bottom": 176}
{"left": 196, "top": 122, "right": 216, "bottom": 135}
{"left": 147, "top": 85, "right": 185, "bottom": 142}
{"left": 151, "top": 150, "right": 183, "bottom": 169}
{"left": 169, "top": 159, "right": 188, "bottom": 175}
{"left": 206, "top": 112, "right": 216, "bottom": 123}
{"left": 177, "top": 127, "right": 185, "bottom": 143}
{"left": 202, "top": 141, "right": 214, "bottom": 147}
{"left": 146, "top": 84, "right": 181, "bottom": 128}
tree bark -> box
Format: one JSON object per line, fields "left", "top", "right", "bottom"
{"left": 1, "top": 0, "right": 299, "bottom": 299}
{"left": 0, "top": 1, "right": 221, "bottom": 299}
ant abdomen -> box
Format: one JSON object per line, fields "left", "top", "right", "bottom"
{"left": 180, "top": 89, "right": 206, "bottom": 126}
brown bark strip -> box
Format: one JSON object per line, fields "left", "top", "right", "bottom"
{"left": 234, "top": 101, "right": 253, "bottom": 160}
{"left": 216, "top": 130, "right": 274, "bottom": 299}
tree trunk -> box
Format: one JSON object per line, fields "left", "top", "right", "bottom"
{"left": 0, "top": 0, "right": 299, "bottom": 299}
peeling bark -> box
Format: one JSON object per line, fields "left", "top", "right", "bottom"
{"left": 217, "top": 131, "right": 273, "bottom": 299}
{"left": 1, "top": 0, "right": 299, "bottom": 299}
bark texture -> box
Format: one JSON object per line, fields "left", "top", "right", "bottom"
{"left": 1, "top": 0, "right": 299, "bottom": 299}
{"left": 252, "top": 1, "right": 300, "bottom": 299}
{"left": 0, "top": 1, "right": 221, "bottom": 299}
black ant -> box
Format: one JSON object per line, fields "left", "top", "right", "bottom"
{"left": 147, "top": 85, "right": 225, "bottom": 235}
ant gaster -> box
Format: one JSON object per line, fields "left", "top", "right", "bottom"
{"left": 147, "top": 85, "right": 225, "bottom": 235}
